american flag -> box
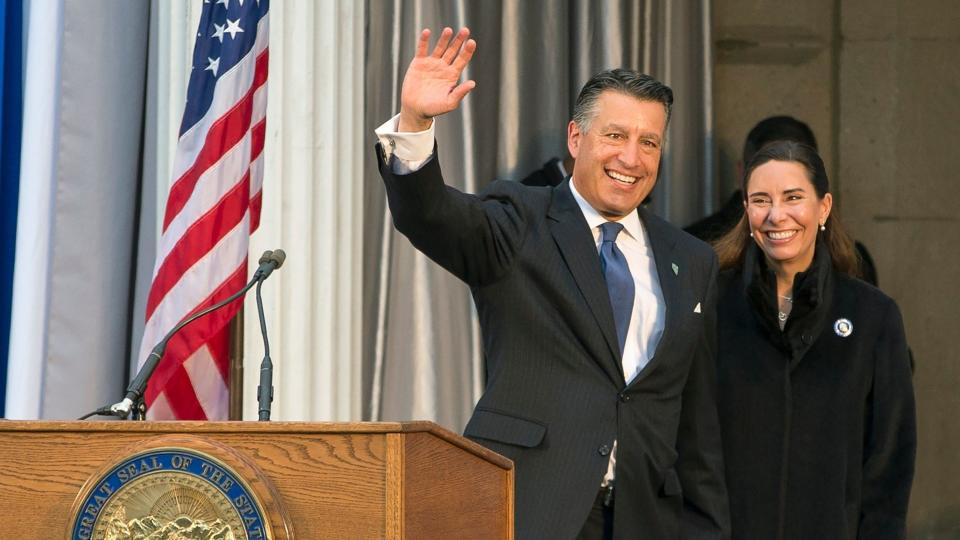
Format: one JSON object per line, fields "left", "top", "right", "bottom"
{"left": 137, "top": 0, "right": 269, "bottom": 420}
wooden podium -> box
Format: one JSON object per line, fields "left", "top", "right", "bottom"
{"left": 0, "top": 420, "right": 513, "bottom": 539}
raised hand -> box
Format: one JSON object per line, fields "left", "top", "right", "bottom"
{"left": 398, "top": 27, "right": 477, "bottom": 132}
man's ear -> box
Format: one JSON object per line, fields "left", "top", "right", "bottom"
{"left": 567, "top": 120, "right": 581, "bottom": 159}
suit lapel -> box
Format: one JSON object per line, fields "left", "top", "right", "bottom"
{"left": 547, "top": 181, "right": 624, "bottom": 385}
{"left": 633, "top": 206, "right": 682, "bottom": 381}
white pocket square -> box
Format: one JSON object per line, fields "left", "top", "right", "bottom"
{"left": 693, "top": 302, "right": 701, "bottom": 313}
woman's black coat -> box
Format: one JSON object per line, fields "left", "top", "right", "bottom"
{"left": 717, "top": 242, "right": 916, "bottom": 539}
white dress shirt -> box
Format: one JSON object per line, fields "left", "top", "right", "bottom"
{"left": 568, "top": 180, "right": 665, "bottom": 383}
{"left": 375, "top": 113, "right": 668, "bottom": 485}
{"left": 374, "top": 115, "right": 435, "bottom": 173}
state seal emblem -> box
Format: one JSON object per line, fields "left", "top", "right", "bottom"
{"left": 69, "top": 435, "right": 290, "bottom": 540}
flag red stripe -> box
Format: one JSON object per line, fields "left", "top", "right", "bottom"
{"left": 145, "top": 262, "right": 247, "bottom": 404}
{"left": 163, "top": 51, "right": 268, "bottom": 231}
{"left": 164, "top": 365, "right": 208, "bottom": 420}
{"left": 146, "top": 174, "right": 250, "bottom": 320}
{"left": 251, "top": 117, "right": 266, "bottom": 161}
{"left": 164, "top": 285, "right": 242, "bottom": 380}
{"left": 207, "top": 324, "right": 232, "bottom": 384}
{"left": 248, "top": 117, "right": 266, "bottom": 234}
{"left": 249, "top": 190, "right": 263, "bottom": 233}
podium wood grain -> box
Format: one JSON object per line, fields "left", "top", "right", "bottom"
{"left": 0, "top": 420, "right": 513, "bottom": 539}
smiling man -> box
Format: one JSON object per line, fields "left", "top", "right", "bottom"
{"left": 375, "top": 27, "right": 729, "bottom": 540}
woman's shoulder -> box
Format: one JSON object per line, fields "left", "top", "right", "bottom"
{"left": 834, "top": 272, "right": 898, "bottom": 309}
{"left": 832, "top": 272, "right": 906, "bottom": 334}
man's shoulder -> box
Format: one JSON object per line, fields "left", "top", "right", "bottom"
{"left": 480, "top": 178, "right": 555, "bottom": 208}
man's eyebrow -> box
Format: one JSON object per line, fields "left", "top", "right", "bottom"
{"left": 599, "top": 122, "right": 662, "bottom": 141}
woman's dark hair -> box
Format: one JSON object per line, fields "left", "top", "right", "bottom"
{"left": 714, "top": 140, "right": 861, "bottom": 277}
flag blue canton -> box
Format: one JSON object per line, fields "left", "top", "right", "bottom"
{"left": 180, "top": 0, "right": 269, "bottom": 136}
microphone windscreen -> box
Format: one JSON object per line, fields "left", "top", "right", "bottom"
{"left": 270, "top": 249, "right": 286, "bottom": 269}
{"left": 258, "top": 250, "right": 274, "bottom": 265}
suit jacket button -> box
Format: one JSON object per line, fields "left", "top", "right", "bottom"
{"left": 598, "top": 444, "right": 611, "bottom": 456}
{"left": 619, "top": 393, "right": 631, "bottom": 403}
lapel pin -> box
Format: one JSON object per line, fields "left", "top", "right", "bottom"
{"left": 833, "top": 318, "right": 853, "bottom": 337}
{"left": 671, "top": 263, "right": 679, "bottom": 275}
{"left": 694, "top": 302, "right": 701, "bottom": 313}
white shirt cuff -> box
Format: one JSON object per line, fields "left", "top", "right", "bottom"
{"left": 375, "top": 114, "right": 435, "bottom": 174}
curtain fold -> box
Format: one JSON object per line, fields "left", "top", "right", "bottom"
{"left": 7, "top": 0, "right": 150, "bottom": 419}
{"left": 240, "top": 0, "right": 365, "bottom": 421}
{"left": 363, "top": 0, "right": 714, "bottom": 432}
{"left": 5, "top": 0, "right": 61, "bottom": 419}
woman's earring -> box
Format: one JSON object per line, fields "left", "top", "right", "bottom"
{"left": 820, "top": 222, "right": 826, "bottom": 232}
{"left": 749, "top": 230, "right": 754, "bottom": 238}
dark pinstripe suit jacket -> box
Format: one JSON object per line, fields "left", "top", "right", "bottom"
{"left": 378, "top": 146, "right": 730, "bottom": 540}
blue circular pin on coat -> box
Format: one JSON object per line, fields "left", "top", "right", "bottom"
{"left": 834, "top": 318, "right": 853, "bottom": 337}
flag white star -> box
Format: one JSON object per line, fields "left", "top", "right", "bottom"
{"left": 205, "top": 56, "right": 220, "bottom": 77}
{"left": 212, "top": 22, "right": 226, "bottom": 43}
{"left": 224, "top": 18, "right": 245, "bottom": 39}
{"left": 216, "top": 0, "right": 230, "bottom": 8}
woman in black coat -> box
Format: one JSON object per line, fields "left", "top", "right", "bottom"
{"left": 713, "top": 141, "right": 916, "bottom": 539}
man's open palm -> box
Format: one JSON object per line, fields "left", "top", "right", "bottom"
{"left": 399, "top": 27, "right": 477, "bottom": 132}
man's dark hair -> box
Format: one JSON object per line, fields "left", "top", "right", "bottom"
{"left": 742, "top": 115, "right": 817, "bottom": 164}
{"left": 572, "top": 69, "right": 673, "bottom": 131}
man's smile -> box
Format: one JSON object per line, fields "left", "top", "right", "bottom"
{"left": 607, "top": 169, "right": 639, "bottom": 185}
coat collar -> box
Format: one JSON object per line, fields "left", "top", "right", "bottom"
{"left": 568, "top": 178, "right": 645, "bottom": 248}
{"left": 634, "top": 205, "right": 681, "bottom": 383}
{"left": 547, "top": 179, "right": 624, "bottom": 385}
{"left": 742, "top": 239, "right": 834, "bottom": 363}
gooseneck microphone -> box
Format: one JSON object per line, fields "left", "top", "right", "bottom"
{"left": 256, "top": 249, "right": 284, "bottom": 421}
{"left": 81, "top": 249, "right": 286, "bottom": 420}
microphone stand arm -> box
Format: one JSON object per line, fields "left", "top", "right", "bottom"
{"left": 111, "top": 276, "right": 261, "bottom": 420}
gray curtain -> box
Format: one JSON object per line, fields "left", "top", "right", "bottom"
{"left": 363, "top": 0, "right": 714, "bottom": 431}
{"left": 38, "top": 0, "right": 150, "bottom": 418}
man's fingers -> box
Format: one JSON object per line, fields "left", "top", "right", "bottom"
{"left": 431, "top": 27, "right": 454, "bottom": 58}
{"left": 442, "top": 28, "right": 471, "bottom": 64}
{"left": 448, "top": 80, "right": 476, "bottom": 105}
{"left": 451, "top": 39, "right": 477, "bottom": 72}
{"left": 415, "top": 28, "right": 431, "bottom": 58}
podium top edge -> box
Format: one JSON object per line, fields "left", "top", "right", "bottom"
{"left": 0, "top": 419, "right": 439, "bottom": 434}
{"left": 0, "top": 420, "right": 514, "bottom": 469}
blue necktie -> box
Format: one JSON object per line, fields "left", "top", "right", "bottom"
{"left": 599, "top": 222, "right": 635, "bottom": 357}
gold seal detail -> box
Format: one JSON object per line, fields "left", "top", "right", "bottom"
{"left": 94, "top": 470, "right": 246, "bottom": 540}
{"left": 71, "top": 445, "right": 274, "bottom": 540}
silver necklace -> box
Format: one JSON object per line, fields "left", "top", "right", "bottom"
{"left": 778, "top": 295, "right": 793, "bottom": 323}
